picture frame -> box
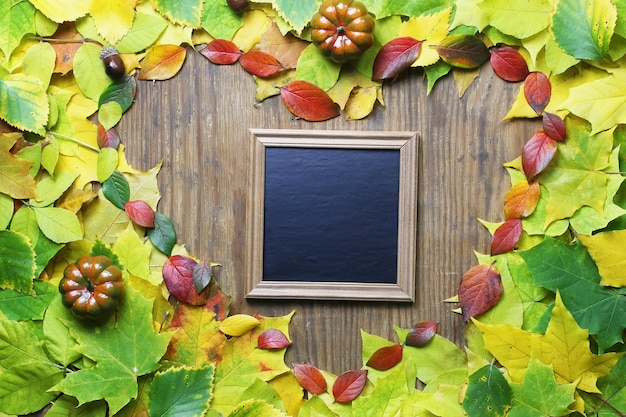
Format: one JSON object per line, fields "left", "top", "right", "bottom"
{"left": 246, "top": 129, "right": 419, "bottom": 302}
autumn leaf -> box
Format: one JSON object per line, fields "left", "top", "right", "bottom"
{"left": 458, "top": 264, "right": 502, "bottom": 321}
{"left": 0, "top": 73, "right": 49, "bottom": 134}
{"left": 49, "top": 23, "right": 84, "bottom": 75}
{"left": 192, "top": 259, "right": 214, "bottom": 293}
{"left": 151, "top": 0, "right": 202, "bottom": 27}
{"left": 239, "top": 50, "right": 285, "bottom": 78}
{"left": 435, "top": 34, "right": 490, "bottom": 69}
{"left": 542, "top": 112, "right": 566, "bottom": 142}
{"left": 90, "top": 0, "right": 135, "bottom": 45}
{"left": 0, "top": 133, "right": 36, "bottom": 199}
{"left": 219, "top": 314, "right": 261, "bottom": 337}
{"left": 578, "top": 230, "right": 626, "bottom": 287}
{"left": 29, "top": 0, "right": 89, "bottom": 23}
{"left": 372, "top": 37, "right": 422, "bottom": 81}
{"left": 257, "top": 329, "right": 291, "bottom": 349}
{"left": 138, "top": 44, "right": 187, "bottom": 81}
{"left": 477, "top": 0, "right": 552, "bottom": 39}
{"left": 351, "top": 367, "right": 409, "bottom": 417}
{"left": 293, "top": 363, "right": 327, "bottom": 395}
{"left": 490, "top": 219, "right": 522, "bottom": 255}
{"left": 200, "top": 39, "right": 242, "bottom": 65}
{"left": 522, "top": 131, "right": 557, "bottom": 180}
{"left": 163, "top": 255, "right": 213, "bottom": 305}
{"left": 524, "top": 72, "right": 551, "bottom": 115}
{"left": 97, "top": 124, "right": 121, "bottom": 149}
{"left": 489, "top": 45, "right": 529, "bottom": 82}
{"left": 280, "top": 81, "right": 340, "bottom": 122}
{"left": 332, "top": 370, "right": 368, "bottom": 403}
{"left": 366, "top": 344, "right": 403, "bottom": 371}
{"left": 148, "top": 364, "right": 214, "bottom": 417}
{"left": 462, "top": 364, "right": 513, "bottom": 417}
{"left": 503, "top": 180, "right": 541, "bottom": 219}
{"left": 258, "top": 23, "right": 309, "bottom": 69}
{"left": 399, "top": 7, "right": 452, "bottom": 67}
{"left": 0, "top": 230, "right": 36, "bottom": 293}
{"left": 405, "top": 321, "right": 437, "bottom": 348}
{"left": 124, "top": 200, "right": 155, "bottom": 228}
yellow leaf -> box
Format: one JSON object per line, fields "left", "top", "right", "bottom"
{"left": 254, "top": 70, "right": 296, "bottom": 102}
{"left": 578, "top": 230, "right": 626, "bottom": 287}
{"left": 138, "top": 44, "right": 186, "bottom": 80}
{"left": 452, "top": 67, "right": 480, "bottom": 97}
{"left": 113, "top": 223, "right": 153, "bottom": 283}
{"left": 474, "top": 293, "right": 624, "bottom": 394}
{"left": 399, "top": 7, "right": 452, "bottom": 67}
{"left": 0, "top": 133, "right": 37, "bottom": 199}
{"left": 268, "top": 371, "right": 306, "bottom": 417}
{"left": 345, "top": 86, "right": 380, "bottom": 120}
{"left": 232, "top": 10, "right": 272, "bottom": 52}
{"left": 90, "top": 0, "right": 135, "bottom": 45}
{"left": 29, "top": 0, "right": 90, "bottom": 23}
{"left": 218, "top": 314, "right": 261, "bottom": 337}
{"left": 327, "top": 66, "right": 381, "bottom": 109}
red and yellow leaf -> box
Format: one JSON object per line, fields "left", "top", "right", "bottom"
{"left": 458, "top": 264, "right": 502, "bottom": 321}
{"left": 49, "top": 23, "right": 84, "bottom": 75}
{"left": 332, "top": 370, "right": 368, "bottom": 403}
{"left": 435, "top": 34, "right": 490, "bottom": 69}
{"left": 542, "top": 112, "right": 566, "bottom": 142}
{"left": 280, "top": 81, "right": 340, "bottom": 122}
{"left": 503, "top": 180, "right": 541, "bottom": 219}
{"left": 239, "top": 50, "right": 284, "bottom": 78}
{"left": 162, "top": 255, "right": 211, "bottom": 305}
{"left": 490, "top": 219, "right": 523, "bottom": 255}
{"left": 522, "top": 131, "right": 558, "bottom": 180}
{"left": 200, "top": 39, "right": 242, "bottom": 65}
{"left": 138, "top": 44, "right": 187, "bottom": 81}
{"left": 366, "top": 344, "right": 403, "bottom": 371}
{"left": 293, "top": 363, "right": 327, "bottom": 394}
{"left": 372, "top": 37, "right": 422, "bottom": 81}
{"left": 524, "top": 71, "right": 551, "bottom": 115}
{"left": 124, "top": 200, "right": 155, "bottom": 228}
{"left": 489, "top": 45, "right": 529, "bottom": 82}
{"left": 257, "top": 329, "right": 291, "bottom": 349}
{"left": 405, "top": 321, "right": 437, "bottom": 347}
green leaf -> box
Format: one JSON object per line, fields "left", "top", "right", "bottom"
{"left": 148, "top": 364, "right": 215, "bottom": 417}
{"left": 97, "top": 147, "right": 119, "bottom": 183}
{"left": 98, "top": 101, "right": 123, "bottom": 131}
{"left": 0, "top": 73, "right": 49, "bottom": 134}
{"left": 582, "top": 355, "right": 626, "bottom": 415}
{"left": 368, "top": 0, "right": 449, "bottom": 19}
{"left": 269, "top": 0, "right": 321, "bottom": 34}
{"left": 478, "top": 0, "right": 552, "bottom": 39}
{"left": 32, "top": 206, "right": 82, "bottom": 244}
{"left": 42, "top": 293, "right": 81, "bottom": 366}
{"left": 0, "top": 0, "right": 36, "bottom": 59}
{"left": 0, "top": 318, "right": 51, "bottom": 367}
{"left": 118, "top": 12, "right": 169, "bottom": 53}
{"left": 0, "top": 193, "right": 12, "bottom": 229}
{"left": 462, "top": 364, "right": 513, "bottom": 417}
{"left": 29, "top": 171, "right": 79, "bottom": 208}
{"left": 201, "top": 0, "right": 243, "bottom": 40}
{"left": 73, "top": 42, "right": 112, "bottom": 102}
{"left": 21, "top": 42, "right": 56, "bottom": 89}
{"left": 0, "top": 280, "right": 56, "bottom": 321}
{"left": 0, "top": 362, "right": 64, "bottom": 415}
{"left": 102, "top": 170, "right": 131, "bottom": 209}
{"left": 295, "top": 44, "right": 342, "bottom": 91}
{"left": 0, "top": 230, "right": 35, "bottom": 293}
{"left": 352, "top": 367, "right": 408, "bottom": 417}
{"left": 54, "top": 285, "right": 172, "bottom": 414}
{"left": 550, "top": 0, "right": 617, "bottom": 60}
{"left": 520, "top": 237, "right": 626, "bottom": 352}
{"left": 424, "top": 60, "right": 452, "bottom": 94}
{"left": 151, "top": 0, "right": 202, "bottom": 27}
{"left": 507, "top": 357, "right": 576, "bottom": 417}
{"left": 297, "top": 396, "right": 338, "bottom": 417}
{"left": 228, "top": 399, "right": 290, "bottom": 417}
{"left": 148, "top": 211, "right": 177, "bottom": 255}
{"left": 98, "top": 75, "right": 137, "bottom": 113}
{"left": 46, "top": 395, "right": 108, "bottom": 417}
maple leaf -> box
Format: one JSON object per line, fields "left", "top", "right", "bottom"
{"left": 352, "top": 367, "right": 407, "bottom": 417}
{"left": 580, "top": 356, "right": 626, "bottom": 416}
{"left": 474, "top": 292, "right": 624, "bottom": 394}
{"left": 477, "top": 0, "right": 552, "bottom": 39}
{"left": 579, "top": 230, "right": 626, "bottom": 287}
{"left": 54, "top": 285, "right": 172, "bottom": 414}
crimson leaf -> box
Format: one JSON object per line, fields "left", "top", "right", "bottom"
{"left": 372, "top": 37, "right": 422, "bottom": 81}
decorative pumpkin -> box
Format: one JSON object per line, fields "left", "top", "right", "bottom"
{"left": 59, "top": 255, "right": 124, "bottom": 322}
{"left": 310, "top": 0, "right": 375, "bottom": 63}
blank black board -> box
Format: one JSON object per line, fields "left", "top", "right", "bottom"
{"left": 263, "top": 147, "right": 400, "bottom": 284}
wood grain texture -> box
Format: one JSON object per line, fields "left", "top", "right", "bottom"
{"left": 117, "top": 51, "right": 536, "bottom": 374}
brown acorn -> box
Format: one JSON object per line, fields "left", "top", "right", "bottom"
{"left": 227, "top": 0, "right": 249, "bottom": 13}
{"left": 100, "top": 46, "right": 125, "bottom": 79}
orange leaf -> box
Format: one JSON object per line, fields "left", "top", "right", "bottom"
{"left": 503, "top": 180, "right": 541, "bottom": 219}
{"left": 50, "top": 23, "right": 84, "bottom": 75}
{"left": 522, "top": 131, "right": 557, "bottom": 180}
{"left": 489, "top": 45, "right": 529, "bottom": 82}
{"left": 524, "top": 71, "right": 551, "bottom": 115}
{"left": 257, "top": 329, "right": 291, "bottom": 349}
{"left": 280, "top": 81, "right": 340, "bottom": 122}
{"left": 405, "top": 321, "right": 437, "bottom": 347}
{"left": 366, "top": 344, "right": 403, "bottom": 371}
{"left": 542, "top": 112, "right": 566, "bottom": 142}
{"left": 239, "top": 50, "right": 284, "bottom": 77}
{"left": 372, "top": 37, "right": 422, "bottom": 81}
{"left": 258, "top": 23, "right": 309, "bottom": 69}
{"left": 200, "top": 39, "right": 241, "bottom": 65}
{"left": 458, "top": 264, "right": 502, "bottom": 321}
{"left": 490, "top": 219, "right": 523, "bottom": 255}
{"left": 293, "top": 363, "right": 327, "bottom": 394}
{"left": 332, "top": 370, "right": 368, "bottom": 403}
{"left": 138, "top": 44, "right": 187, "bottom": 81}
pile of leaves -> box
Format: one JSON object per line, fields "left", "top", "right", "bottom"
{"left": 0, "top": 0, "right": 625, "bottom": 416}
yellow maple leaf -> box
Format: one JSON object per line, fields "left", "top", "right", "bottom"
{"left": 29, "top": 0, "right": 90, "bottom": 23}
{"left": 474, "top": 293, "right": 624, "bottom": 394}
{"left": 398, "top": 7, "right": 452, "bottom": 67}
{"left": 90, "top": 0, "right": 135, "bottom": 45}
{"left": 578, "top": 230, "right": 626, "bottom": 287}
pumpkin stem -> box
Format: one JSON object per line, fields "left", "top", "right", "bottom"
{"left": 336, "top": 25, "right": 346, "bottom": 35}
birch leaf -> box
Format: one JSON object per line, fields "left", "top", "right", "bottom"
{"left": 29, "top": 0, "right": 90, "bottom": 23}
{"left": 0, "top": 0, "right": 36, "bottom": 59}
{"left": 90, "top": 0, "right": 135, "bottom": 45}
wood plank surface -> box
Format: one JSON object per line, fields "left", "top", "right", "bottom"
{"left": 118, "top": 50, "right": 536, "bottom": 374}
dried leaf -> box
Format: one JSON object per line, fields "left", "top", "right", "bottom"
{"left": 218, "top": 314, "right": 261, "bottom": 337}
{"left": 365, "top": 344, "right": 403, "bottom": 371}
{"left": 490, "top": 219, "right": 523, "bottom": 255}
{"left": 199, "top": 39, "right": 242, "bottom": 65}
{"left": 522, "top": 131, "right": 557, "bottom": 180}
{"left": 138, "top": 44, "right": 187, "bottom": 81}
{"left": 542, "top": 112, "right": 566, "bottom": 142}
{"left": 49, "top": 23, "right": 83, "bottom": 75}
{"left": 279, "top": 81, "right": 340, "bottom": 122}
{"left": 435, "top": 34, "right": 490, "bottom": 69}
{"left": 257, "top": 329, "right": 291, "bottom": 349}
{"left": 524, "top": 71, "right": 551, "bottom": 115}
{"left": 503, "top": 180, "right": 541, "bottom": 219}
{"left": 489, "top": 45, "right": 529, "bottom": 82}
{"left": 239, "top": 50, "right": 284, "bottom": 78}
{"left": 332, "top": 370, "right": 368, "bottom": 403}
{"left": 258, "top": 23, "right": 309, "bottom": 69}
{"left": 372, "top": 37, "right": 422, "bottom": 81}
{"left": 458, "top": 264, "right": 502, "bottom": 321}
{"left": 293, "top": 363, "right": 327, "bottom": 395}
{"left": 405, "top": 321, "right": 437, "bottom": 347}
{"left": 162, "top": 255, "right": 211, "bottom": 305}
{"left": 124, "top": 200, "right": 155, "bottom": 228}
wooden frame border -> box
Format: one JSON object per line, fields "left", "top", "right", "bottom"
{"left": 245, "top": 129, "right": 419, "bottom": 302}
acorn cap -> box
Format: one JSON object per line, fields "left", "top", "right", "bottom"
{"left": 100, "top": 46, "right": 120, "bottom": 61}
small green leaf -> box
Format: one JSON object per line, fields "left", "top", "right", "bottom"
{"left": 0, "top": 193, "right": 12, "bottom": 229}
{"left": 41, "top": 136, "right": 59, "bottom": 176}
{"left": 201, "top": 0, "right": 243, "bottom": 40}
{"left": 0, "top": 280, "right": 56, "bottom": 321}
{"left": 73, "top": 42, "right": 111, "bottom": 102}
{"left": 228, "top": 399, "right": 290, "bottom": 417}
{"left": 0, "top": 318, "right": 50, "bottom": 367}
{"left": 32, "top": 206, "right": 82, "bottom": 244}
{"left": 148, "top": 364, "right": 215, "bottom": 417}
{"left": 148, "top": 211, "right": 177, "bottom": 255}
{"left": 295, "top": 44, "right": 342, "bottom": 91}
{"left": 42, "top": 294, "right": 81, "bottom": 366}
{"left": 29, "top": 172, "right": 79, "bottom": 208}
{"left": 0, "top": 0, "right": 36, "bottom": 59}
{"left": 0, "top": 73, "right": 49, "bottom": 134}
{"left": 98, "top": 75, "right": 137, "bottom": 113}
{"left": 117, "top": 12, "right": 169, "bottom": 54}
{"left": 102, "top": 170, "right": 131, "bottom": 209}
{"left": 0, "top": 362, "right": 64, "bottom": 415}
{"left": 21, "top": 42, "right": 56, "bottom": 89}
{"left": 151, "top": 0, "right": 202, "bottom": 27}
{"left": 98, "top": 101, "right": 123, "bottom": 131}
{"left": 0, "top": 230, "right": 35, "bottom": 293}
{"left": 462, "top": 364, "right": 513, "bottom": 417}
{"left": 97, "top": 147, "right": 120, "bottom": 183}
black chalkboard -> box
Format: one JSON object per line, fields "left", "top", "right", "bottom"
{"left": 262, "top": 147, "right": 400, "bottom": 284}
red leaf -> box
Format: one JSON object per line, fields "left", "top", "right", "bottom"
{"left": 96, "top": 123, "right": 120, "bottom": 149}
{"left": 200, "top": 39, "right": 242, "bottom": 65}
{"left": 332, "top": 370, "right": 368, "bottom": 403}
{"left": 435, "top": 34, "right": 490, "bottom": 69}
{"left": 124, "top": 200, "right": 155, "bottom": 228}
{"left": 524, "top": 71, "right": 551, "bottom": 115}
{"left": 257, "top": 329, "right": 291, "bottom": 349}
{"left": 366, "top": 344, "right": 403, "bottom": 371}
{"left": 162, "top": 255, "right": 211, "bottom": 305}
{"left": 489, "top": 45, "right": 529, "bottom": 82}
{"left": 490, "top": 219, "right": 523, "bottom": 255}
{"left": 280, "top": 81, "right": 341, "bottom": 122}
{"left": 458, "top": 264, "right": 502, "bottom": 321}
{"left": 239, "top": 50, "right": 284, "bottom": 77}
{"left": 405, "top": 321, "right": 437, "bottom": 347}
{"left": 542, "top": 112, "right": 566, "bottom": 142}
{"left": 293, "top": 363, "right": 327, "bottom": 394}
{"left": 522, "top": 131, "right": 557, "bottom": 179}
{"left": 372, "top": 37, "right": 422, "bottom": 81}
{"left": 503, "top": 180, "right": 541, "bottom": 219}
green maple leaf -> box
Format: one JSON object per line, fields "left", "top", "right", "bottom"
{"left": 367, "top": 0, "right": 449, "bottom": 19}
{"left": 54, "top": 285, "right": 171, "bottom": 414}
{"left": 581, "top": 356, "right": 626, "bottom": 415}
{"left": 148, "top": 364, "right": 215, "bottom": 417}
{"left": 508, "top": 357, "right": 576, "bottom": 417}
{"left": 352, "top": 367, "right": 408, "bottom": 417}
{"left": 538, "top": 117, "right": 614, "bottom": 227}
{"left": 462, "top": 364, "right": 513, "bottom": 417}
{"left": 520, "top": 237, "right": 626, "bottom": 352}
{"left": 201, "top": 0, "right": 243, "bottom": 40}
{"left": 0, "top": 0, "right": 36, "bottom": 59}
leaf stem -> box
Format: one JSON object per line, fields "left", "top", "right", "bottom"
{"left": 26, "top": 36, "right": 101, "bottom": 46}
{"left": 48, "top": 132, "right": 100, "bottom": 153}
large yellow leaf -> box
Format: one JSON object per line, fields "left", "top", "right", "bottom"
{"left": 578, "top": 230, "right": 626, "bottom": 287}
{"left": 0, "top": 133, "right": 37, "bottom": 199}
{"left": 474, "top": 293, "right": 624, "bottom": 394}
{"left": 90, "top": 0, "right": 135, "bottom": 45}
{"left": 28, "top": 0, "right": 90, "bottom": 23}
{"left": 399, "top": 7, "right": 452, "bottom": 67}
{"left": 232, "top": 10, "right": 273, "bottom": 52}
